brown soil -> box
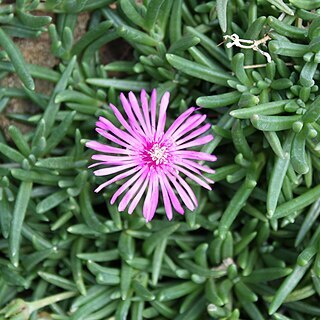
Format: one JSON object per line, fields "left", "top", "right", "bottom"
{"left": 0, "top": 12, "right": 89, "bottom": 138}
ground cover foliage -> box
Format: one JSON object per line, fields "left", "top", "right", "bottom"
{"left": 0, "top": 0, "right": 320, "bottom": 319}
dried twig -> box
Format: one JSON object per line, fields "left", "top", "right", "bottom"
{"left": 223, "top": 33, "right": 272, "bottom": 63}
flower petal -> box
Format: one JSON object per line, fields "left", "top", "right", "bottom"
{"left": 86, "top": 141, "right": 130, "bottom": 155}
{"left": 173, "top": 164, "right": 211, "bottom": 190}
{"left": 99, "top": 116, "right": 138, "bottom": 146}
{"left": 92, "top": 154, "right": 135, "bottom": 163}
{"left": 142, "top": 173, "right": 154, "bottom": 220}
{"left": 88, "top": 161, "right": 108, "bottom": 168}
{"left": 176, "top": 123, "right": 211, "bottom": 146}
{"left": 109, "top": 103, "right": 141, "bottom": 140}
{"left": 120, "top": 93, "right": 145, "bottom": 136}
{"left": 143, "top": 172, "right": 159, "bottom": 222}
{"left": 159, "top": 174, "right": 173, "bottom": 220}
{"left": 174, "top": 150, "right": 217, "bottom": 162}
{"left": 176, "top": 159, "right": 215, "bottom": 174}
{"left": 156, "top": 91, "right": 170, "bottom": 139}
{"left": 159, "top": 172, "right": 184, "bottom": 214}
{"left": 94, "top": 163, "right": 137, "bottom": 177}
{"left": 171, "top": 114, "right": 206, "bottom": 140}
{"left": 128, "top": 176, "right": 149, "bottom": 214}
{"left": 169, "top": 169, "right": 198, "bottom": 207}
{"left": 96, "top": 128, "right": 131, "bottom": 148}
{"left": 94, "top": 167, "right": 138, "bottom": 193}
{"left": 129, "top": 91, "right": 149, "bottom": 136}
{"left": 110, "top": 167, "right": 145, "bottom": 204}
{"left": 141, "top": 89, "right": 152, "bottom": 135}
{"left": 150, "top": 89, "right": 157, "bottom": 135}
{"left": 166, "top": 171, "right": 195, "bottom": 211}
{"left": 175, "top": 160, "right": 214, "bottom": 184}
{"left": 175, "top": 135, "right": 213, "bottom": 150}
{"left": 162, "top": 107, "right": 195, "bottom": 140}
{"left": 90, "top": 161, "right": 131, "bottom": 166}
{"left": 118, "top": 168, "right": 148, "bottom": 211}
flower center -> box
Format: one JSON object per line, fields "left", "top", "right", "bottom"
{"left": 148, "top": 143, "right": 168, "bottom": 165}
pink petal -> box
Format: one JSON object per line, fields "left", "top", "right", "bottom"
{"left": 118, "top": 168, "right": 148, "bottom": 211}
{"left": 94, "top": 163, "right": 137, "bottom": 177}
{"left": 175, "top": 135, "right": 213, "bottom": 150}
{"left": 204, "top": 176, "right": 215, "bottom": 184}
{"left": 166, "top": 172, "right": 195, "bottom": 211}
{"left": 94, "top": 167, "right": 138, "bottom": 193}
{"left": 89, "top": 161, "right": 108, "bottom": 168}
{"left": 150, "top": 89, "right": 157, "bottom": 135}
{"left": 128, "top": 176, "right": 149, "bottom": 214}
{"left": 141, "top": 89, "right": 152, "bottom": 135}
{"left": 109, "top": 103, "right": 142, "bottom": 140}
{"left": 174, "top": 150, "right": 217, "bottom": 162}
{"left": 162, "top": 107, "right": 195, "bottom": 141}
{"left": 96, "top": 120, "right": 108, "bottom": 130}
{"left": 120, "top": 93, "right": 145, "bottom": 136}
{"left": 129, "top": 91, "right": 149, "bottom": 136}
{"left": 110, "top": 168, "right": 145, "bottom": 204}
{"left": 98, "top": 116, "right": 138, "bottom": 146}
{"left": 175, "top": 160, "right": 203, "bottom": 177}
{"left": 96, "top": 128, "right": 131, "bottom": 148}
{"left": 156, "top": 91, "right": 170, "bottom": 139}
{"left": 143, "top": 173, "right": 154, "bottom": 221}
{"left": 169, "top": 169, "right": 198, "bottom": 207}
{"left": 176, "top": 123, "right": 211, "bottom": 146}
{"left": 175, "top": 160, "right": 214, "bottom": 185}
{"left": 91, "top": 154, "right": 134, "bottom": 162}
{"left": 159, "top": 172, "right": 184, "bottom": 215}
{"left": 145, "top": 173, "right": 159, "bottom": 222}
{"left": 176, "top": 159, "right": 215, "bottom": 174}
{"left": 159, "top": 174, "right": 173, "bottom": 220}
{"left": 172, "top": 164, "right": 211, "bottom": 190}
{"left": 90, "top": 160, "right": 131, "bottom": 166}
{"left": 86, "top": 141, "right": 130, "bottom": 155}
{"left": 171, "top": 114, "right": 205, "bottom": 141}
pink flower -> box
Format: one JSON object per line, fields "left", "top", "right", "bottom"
{"left": 86, "top": 89, "right": 217, "bottom": 222}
